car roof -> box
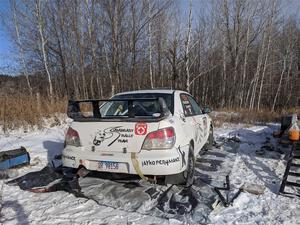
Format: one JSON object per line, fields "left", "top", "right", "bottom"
{"left": 115, "top": 89, "right": 185, "bottom": 95}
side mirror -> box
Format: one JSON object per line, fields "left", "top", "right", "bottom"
{"left": 203, "top": 107, "right": 212, "bottom": 114}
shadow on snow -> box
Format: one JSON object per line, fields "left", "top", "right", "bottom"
{"left": 5, "top": 124, "right": 288, "bottom": 223}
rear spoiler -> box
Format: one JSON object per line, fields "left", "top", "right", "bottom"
{"left": 67, "top": 97, "right": 171, "bottom": 121}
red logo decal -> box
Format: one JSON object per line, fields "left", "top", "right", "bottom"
{"left": 135, "top": 123, "right": 147, "bottom": 135}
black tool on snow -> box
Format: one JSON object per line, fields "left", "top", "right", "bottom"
{"left": 214, "top": 175, "right": 242, "bottom": 207}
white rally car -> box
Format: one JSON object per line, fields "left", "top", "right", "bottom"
{"left": 62, "top": 90, "right": 213, "bottom": 186}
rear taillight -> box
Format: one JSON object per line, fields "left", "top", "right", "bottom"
{"left": 142, "top": 127, "right": 175, "bottom": 150}
{"left": 65, "top": 127, "right": 81, "bottom": 147}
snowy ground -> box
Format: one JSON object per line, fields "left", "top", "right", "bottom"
{"left": 0, "top": 120, "right": 300, "bottom": 225}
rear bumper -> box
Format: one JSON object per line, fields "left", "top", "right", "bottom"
{"left": 62, "top": 145, "right": 189, "bottom": 176}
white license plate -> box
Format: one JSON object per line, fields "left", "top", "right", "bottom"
{"left": 98, "top": 161, "right": 119, "bottom": 171}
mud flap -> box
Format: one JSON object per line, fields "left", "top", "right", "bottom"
{"left": 131, "top": 153, "right": 154, "bottom": 183}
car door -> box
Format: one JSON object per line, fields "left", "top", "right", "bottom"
{"left": 179, "top": 94, "right": 197, "bottom": 148}
{"left": 186, "top": 95, "right": 209, "bottom": 152}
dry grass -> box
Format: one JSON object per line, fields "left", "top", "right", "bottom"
{"left": 0, "top": 95, "right": 67, "bottom": 132}
{"left": 0, "top": 95, "right": 299, "bottom": 131}
{"left": 212, "top": 107, "right": 300, "bottom": 127}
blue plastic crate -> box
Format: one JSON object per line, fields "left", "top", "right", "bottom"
{"left": 0, "top": 147, "right": 30, "bottom": 170}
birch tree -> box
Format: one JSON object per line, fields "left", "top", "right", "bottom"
{"left": 184, "top": 0, "right": 193, "bottom": 92}
{"left": 35, "top": 0, "right": 53, "bottom": 100}
{"left": 148, "top": 0, "right": 154, "bottom": 88}
{"left": 257, "top": 0, "right": 277, "bottom": 110}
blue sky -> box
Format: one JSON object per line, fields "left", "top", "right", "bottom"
{"left": 0, "top": 0, "right": 19, "bottom": 75}
{"left": 0, "top": 0, "right": 200, "bottom": 75}
{"left": 0, "top": 0, "right": 299, "bottom": 75}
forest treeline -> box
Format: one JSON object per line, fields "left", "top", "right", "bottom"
{"left": 1, "top": 0, "right": 300, "bottom": 111}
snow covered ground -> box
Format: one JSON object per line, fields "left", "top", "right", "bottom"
{"left": 0, "top": 120, "right": 299, "bottom": 225}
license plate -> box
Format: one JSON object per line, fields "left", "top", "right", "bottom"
{"left": 98, "top": 161, "right": 119, "bottom": 171}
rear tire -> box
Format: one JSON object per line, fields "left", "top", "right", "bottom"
{"left": 165, "top": 144, "right": 195, "bottom": 187}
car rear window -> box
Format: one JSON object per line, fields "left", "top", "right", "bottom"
{"left": 112, "top": 93, "right": 174, "bottom": 114}
{"left": 99, "top": 99, "right": 162, "bottom": 118}
{"left": 67, "top": 93, "right": 174, "bottom": 121}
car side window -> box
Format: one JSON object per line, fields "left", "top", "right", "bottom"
{"left": 187, "top": 96, "right": 202, "bottom": 115}
{"left": 180, "top": 94, "right": 194, "bottom": 117}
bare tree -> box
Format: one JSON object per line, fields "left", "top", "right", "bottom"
{"left": 11, "top": 0, "right": 33, "bottom": 96}
{"left": 1, "top": 0, "right": 299, "bottom": 111}
{"left": 257, "top": 0, "right": 277, "bottom": 110}
{"left": 148, "top": 0, "right": 154, "bottom": 88}
{"left": 35, "top": 0, "right": 53, "bottom": 100}
{"left": 184, "top": 0, "right": 193, "bottom": 92}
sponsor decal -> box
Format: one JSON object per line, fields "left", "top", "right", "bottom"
{"left": 93, "top": 127, "right": 117, "bottom": 146}
{"left": 184, "top": 104, "right": 193, "bottom": 116}
{"left": 195, "top": 123, "right": 204, "bottom": 143}
{"left": 142, "top": 157, "right": 180, "bottom": 166}
{"left": 135, "top": 123, "right": 147, "bottom": 135}
{"left": 121, "top": 133, "right": 133, "bottom": 138}
{"left": 62, "top": 155, "right": 75, "bottom": 161}
{"left": 177, "top": 146, "right": 186, "bottom": 168}
{"left": 168, "top": 118, "right": 175, "bottom": 124}
{"left": 192, "top": 117, "right": 204, "bottom": 143}
{"left": 181, "top": 94, "right": 193, "bottom": 116}
{"left": 93, "top": 126, "right": 134, "bottom": 146}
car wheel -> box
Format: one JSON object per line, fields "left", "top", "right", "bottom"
{"left": 183, "top": 144, "right": 195, "bottom": 187}
{"left": 203, "top": 125, "right": 214, "bottom": 150}
{"left": 165, "top": 144, "right": 195, "bottom": 187}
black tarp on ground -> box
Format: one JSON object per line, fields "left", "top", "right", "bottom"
{"left": 6, "top": 141, "right": 240, "bottom": 224}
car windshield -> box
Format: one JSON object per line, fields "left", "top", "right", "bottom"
{"left": 99, "top": 93, "right": 173, "bottom": 118}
